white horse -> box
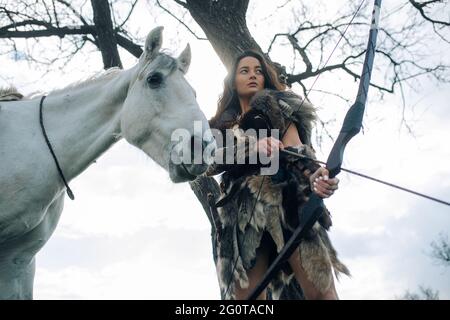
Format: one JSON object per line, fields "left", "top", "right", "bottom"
{"left": 0, "top": 26, "right": 216, "bottom": 299}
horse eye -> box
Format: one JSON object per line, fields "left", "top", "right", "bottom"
{"left": 146, "top": 72, "right": 163, "bottom": 88}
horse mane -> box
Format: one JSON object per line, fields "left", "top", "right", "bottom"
{"left": 0, "top": 86, "right": 24, "bottom": 101}
{"left": 1, "top": 53, "right": 177, "bottom": 102}
{"left": 53, "top": 53, "right": 176, "bottom": 95}
{"left": 50, "top": 67, "right": 122, "bottom": 95}
{"left": 0, "top": 67, "right": 122, "bottom": 102}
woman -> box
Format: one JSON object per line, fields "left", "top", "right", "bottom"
{"left": 208, "top": 51, "right": 349, "bottom": 300}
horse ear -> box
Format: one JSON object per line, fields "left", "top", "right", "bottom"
{"left": 144, "top": 26, "right": 163, "bottom": 60}
{"left": 177, "top": 44, "right": 191, "bottom": 74}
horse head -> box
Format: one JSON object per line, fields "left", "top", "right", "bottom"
{"left": 121, "top": 27, "right": 216, "bottom": 182}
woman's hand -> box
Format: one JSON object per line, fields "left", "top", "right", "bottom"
{"left": 310, "top": 167, "right": 339, "bottom": 198}
{"left": 255, "top": 136, "right": 284, "bottom": 157}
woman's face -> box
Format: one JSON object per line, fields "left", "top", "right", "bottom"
{"left": 234, "top": 56, "right": 265, "bottom": 99}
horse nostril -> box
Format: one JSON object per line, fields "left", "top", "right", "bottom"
{"left": 190, "top": 136, "right": 197, "bottom": 152}
{"left": 189, "top": 136, "right": 202, "bottom": 163}
{"left": 188, "top": 136, "right": 215, "bottom": 164}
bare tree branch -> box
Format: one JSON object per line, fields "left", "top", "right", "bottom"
{"left": 287, "top": 34, "right": 312, "bottom": 73}
{"left": 156, "top": 0, "right": 207, "bottom": 40}
{"left": 398, "top": 286, "right": 440, "bottom": 300}
{"left": 51, "top": 0, "right": 60, "bottom": 28}
{"left": 56, "top": 0, "right": 91, "bottom": 26}
{"left": 430, "top": 233, "right": 450, "bottom": 266}
{"left": 262, "top": 3, "right": 450, "bottom": 101}
{"left": 118, "top": 0, "right": 139, "bottom": 29}
{"left": 0, "top": 0, "right": 145, "bottom": 69}
{"left": 0, "top": 25, "right": 95, "bottom": 38}
{"left": 409, "top": 0, "right": 450, "bottom": 26}
{"left": 115, "top": 33, "right": 142, "bottom": 58}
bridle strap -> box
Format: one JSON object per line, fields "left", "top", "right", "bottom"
{"left": 39, "top": 95, "right": 75, "bottom": 200}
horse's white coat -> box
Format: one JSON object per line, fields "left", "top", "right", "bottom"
{"left": 0, "top": 27, "right": 215, "bottom": 299}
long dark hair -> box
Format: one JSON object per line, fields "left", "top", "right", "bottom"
{"left": 209, "top": 50, "right": 285, "bottom": 131}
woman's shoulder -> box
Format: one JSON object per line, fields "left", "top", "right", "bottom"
{"left": 209, "top": 109, "right": 240, "bottom": 133}
{"left": 250, "top": 89, "right": 316, "bottom": 116}
{"left": 248, "top": 89, "right": 317, "bottom": 145}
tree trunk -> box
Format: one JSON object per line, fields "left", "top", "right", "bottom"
{"left": 188, "top": 176, "right": 222, "bottom": 298}
{"left": 90, "top": 0, "right": 122, "bottom": 69}
{"left": 189, "top": 177, "right": 222, "bottom": 238}
{"left": 185, "top": 0, "right": 262, "bottom": 71}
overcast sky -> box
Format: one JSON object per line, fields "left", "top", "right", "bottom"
{"left": 1, "top": 0, "right": 449, "bottom": 299}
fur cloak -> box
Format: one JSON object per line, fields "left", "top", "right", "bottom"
{"left": 208, "top": 89, "right": 350, "bottom": 300}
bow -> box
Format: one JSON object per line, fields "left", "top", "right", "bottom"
{"left": 247, "top": 0, "right": 382, "bottom": 300}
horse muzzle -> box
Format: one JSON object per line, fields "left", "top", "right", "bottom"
{"left": 168, "top": 136, "right": 216, "bottom": 183}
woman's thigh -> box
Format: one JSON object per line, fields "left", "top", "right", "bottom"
{"left": 234, "top": 243, "right": 271, "bottom": 300}
{"left": 288, "top": 248, "right": 338, "bottom": 300}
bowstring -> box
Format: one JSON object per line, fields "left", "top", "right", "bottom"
{"left": 281, "top": 149, "right": 450, "bottom": 207}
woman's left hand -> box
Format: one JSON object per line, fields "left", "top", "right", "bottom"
{"left": 309, "top": 167, "right": 339, "bottom": 198}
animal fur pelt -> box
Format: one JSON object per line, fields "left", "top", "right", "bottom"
{"left": 210, "top": 89, "right": 350, "bottom": 299}
{"left": 215, "top": 173, "right": 351, "bottom": 299}
{"left": 215, "top": 149, "right": 350, "bottom": 299}
{"left": 240, "top": 89, "right": 316, "bottom": 146}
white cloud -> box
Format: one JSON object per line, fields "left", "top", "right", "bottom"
{"left": 35, "top": 226, "right": 220, "bottom": 299}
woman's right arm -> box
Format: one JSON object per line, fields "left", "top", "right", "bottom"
{"left": 206, "top": 130, "right": 282, "bottom": 177}
{"left": 205, "top": 131, "right": 258, "bottom": 176}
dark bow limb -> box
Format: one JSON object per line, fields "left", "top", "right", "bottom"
{"left": 247, "top": 0, "right": 382, "bottom": 300}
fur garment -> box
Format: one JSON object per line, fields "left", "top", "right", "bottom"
{"left": 211, "top": 89, "right": 350, "bottom": 300}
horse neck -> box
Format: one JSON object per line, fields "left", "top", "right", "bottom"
{"left": 41, "top": 66, "right": 137, "bottom": 181}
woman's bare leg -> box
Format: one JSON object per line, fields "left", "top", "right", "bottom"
{"left": 234, "top": 245, "right": 270, "bottom": 300}
{"left": 288, "top": 249, "right": 338, "bottom": 300}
